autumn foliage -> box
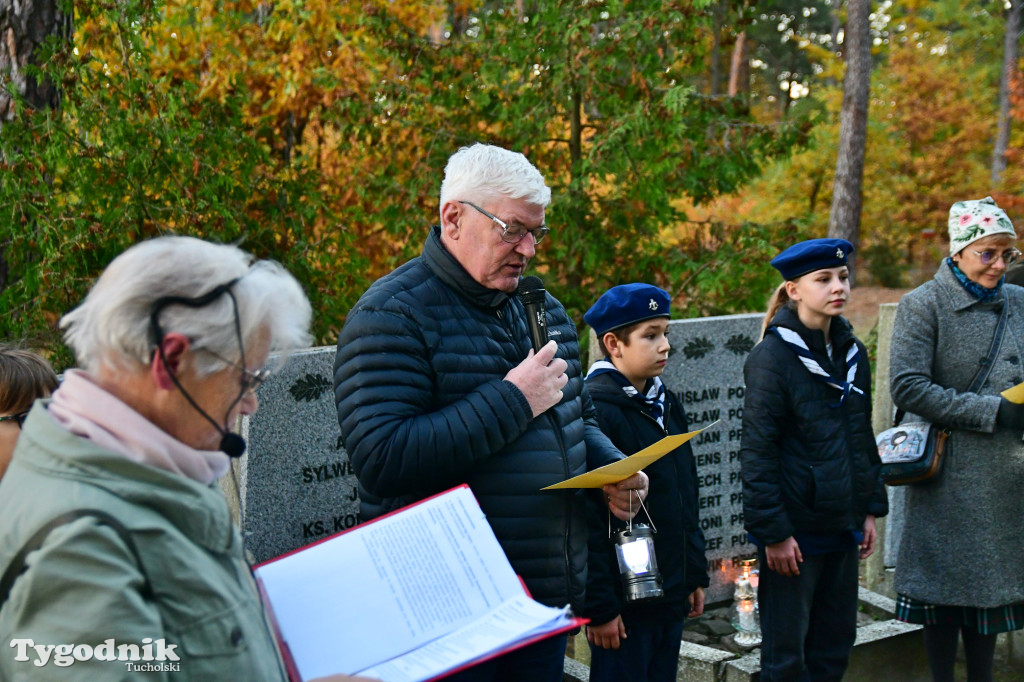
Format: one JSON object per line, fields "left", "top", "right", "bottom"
{"left": 1, "top": 0, "right": 1020, "bottom": 363}
{"left": 1, "top": 0, "right": 803, "bottom": 364}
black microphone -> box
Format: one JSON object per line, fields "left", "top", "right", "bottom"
{"left": 219, "top": 432, "right": 247, "bottom": 459}
{"left": 518, "top": 276, "right": 549, "bottom": 352}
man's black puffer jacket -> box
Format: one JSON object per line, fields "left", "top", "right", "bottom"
{"left": 583, "top": 372, "right": 709, "bottom": 627}
{"left": 333, "top": 227, "right": 624, "bottom": 610}
{"left": 740, "top": 306, "right": 888, "bottom": 546}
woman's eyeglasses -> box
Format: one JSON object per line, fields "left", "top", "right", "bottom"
{"left": 197, "top": 348, "right": 272, "bottom": 394}
{"left": 0, "top": 410, "right": 30, "bottom": 429}
{"left": 969, "top": 248, "right": 1021, "bottom": 266}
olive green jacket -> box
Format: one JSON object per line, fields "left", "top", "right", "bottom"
{"left": 0, "top": 405, "right": 287, "bottom": 681}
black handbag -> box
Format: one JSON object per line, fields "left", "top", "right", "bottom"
{"left": 877, "top": 419, "right": 949, "bottom": 486}
{"left": 879, "top": 300, "right": 1008, "bottom": 486}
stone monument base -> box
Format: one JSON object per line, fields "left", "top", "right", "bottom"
{"left": 564, "top": 588, "right": 930, "bottom": 682}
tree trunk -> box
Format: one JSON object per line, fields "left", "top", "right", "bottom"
{"left": 0, "top": 0, "right": 72, "bottom": 128}
{"left": 992, "top": 0, "right": 1022, "bottom": 186}
{"left": 0, "top": 1, "right": 71, "bottom": 294}
{"left": 727, "top": 31, "right": 748, "bottom": 97}
{"left": 828, "top": 0, "right": 870, "bottom": 283}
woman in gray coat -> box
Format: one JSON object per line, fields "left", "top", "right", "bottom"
{"left": 890, "top": 196, "right": 1024, "bottom": 682}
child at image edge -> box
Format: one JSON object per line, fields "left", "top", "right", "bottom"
{"left": 582, "top": 283, "right": 710, "bottom": 682}
{"left": 740, "top": 239, "right": 888, "bottom": 682}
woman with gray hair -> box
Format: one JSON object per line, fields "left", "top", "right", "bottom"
{"left": 890, "top": 197, "right": 1024, "bottom": 682}
{"left": 0, "top": 237, "right": 329, "bottom": 679}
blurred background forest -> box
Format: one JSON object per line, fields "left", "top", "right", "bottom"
{"left": 1, "top": 0, "right": 1022, "bottom": 368}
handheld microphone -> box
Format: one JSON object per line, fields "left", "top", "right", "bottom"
{"left": 518, "top": 276, "right": 549, "bottom": 352}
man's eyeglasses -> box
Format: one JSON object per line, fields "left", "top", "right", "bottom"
{"left": 459, "top": 201, "right": 550, "bottom": 245}
{"left": 0, "top": 410, "right": 30, "bottom": 429}
{"left": 197, "top": 348, "right": 272, "bottom": 394}
{"left": 968, "top": 248, "right": 1021, "bottom": 266}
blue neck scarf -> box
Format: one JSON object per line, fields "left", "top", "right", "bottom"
{"left": 769, "top": 327, "right": 864, "bottom": 407}
{"left": 946, "top": 257, "right": 1003, "bottom": 303}
{"left": 586, "top": 359, "right": 666, "bottom": 426}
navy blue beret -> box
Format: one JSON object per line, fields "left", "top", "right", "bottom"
{"left": 585, "top": 283, "right": 671, "bottom": 336}
{"left": 770, "top": 238, "right": 855, "bottom": 280}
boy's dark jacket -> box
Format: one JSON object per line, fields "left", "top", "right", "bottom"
{"left": 740, "top": 306, "right": 888, "bottom": 547}
{"left": 583, "top": 371, "right": 710, "bottom": 627}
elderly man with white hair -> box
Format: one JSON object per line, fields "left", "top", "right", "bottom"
{"left": 334, "top": 144, "right": 648, "bottom": 681}
{"left": 0, "top": 237, "right": 372, "bottom": 680}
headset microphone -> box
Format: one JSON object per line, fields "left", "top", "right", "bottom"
{"left": 150, "top": 278, "right": 250, "bottom": 459}
{"left": 219, "top": 432, "right": 247, "bottom": 459}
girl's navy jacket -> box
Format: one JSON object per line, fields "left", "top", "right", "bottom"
{"left": 740, "top": 306, "right": 887, "bottom": 547}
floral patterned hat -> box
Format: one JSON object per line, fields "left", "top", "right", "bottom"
{"left": 948, "top": 197, "right": 1016, "bottom": 256}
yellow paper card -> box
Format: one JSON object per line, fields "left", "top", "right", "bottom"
{"left": 1001, "top": 382, "right": 1024, "bottom": 404}
{"left": 542, "top": 420, "right": 721, "bottom": 490}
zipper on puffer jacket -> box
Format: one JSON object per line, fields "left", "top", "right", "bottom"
{"left": 504, "top": 297, "right": 575, "bottom": 605}
{"left": 496, "top": 299, "right": 530, "bottom": 357}
{"left": 547, "top": 408, "right": 574, "bottom": 606}
{"left": 635, "top": 398, "right": 692, "bottom": 594}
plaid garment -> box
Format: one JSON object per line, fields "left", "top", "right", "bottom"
{"left": 896, "top": 593, "right": 1024, "bottom": 634}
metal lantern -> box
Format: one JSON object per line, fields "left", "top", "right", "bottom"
{"left": 613, "top": 523, "right": 664, "bottom": 603}
{"left": 729, "top": 557, "right": 761, "bottom": 646}
{"left": 610, "top": 491, "right": 663, "bottom": 604}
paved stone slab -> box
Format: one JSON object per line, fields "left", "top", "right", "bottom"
{"left": 857, "top": 586, "right": 898, "bottom": 620}
{"left": 562, "top": 656, "right": 589, "bottom": 682}
{"left": 723, "top": 653, "right": 762, "bottom": 682}
{"left": 677, "top": 640, "right": 737, "bottom": 682}
{"left": 847, "top": 620, "right": 928, "bottom": 682}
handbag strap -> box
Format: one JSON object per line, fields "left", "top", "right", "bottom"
{"left": 893, "top": 300, "right": 1009, "bottom": 426}
{"left": 0, "top": 509, "right": 153, "bottom": 612}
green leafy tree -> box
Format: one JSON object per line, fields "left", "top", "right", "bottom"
{"left": 1, "top": 0, "right": 804, "bottom": 364}
{"left": 704, "top": 0, "right": 1016, "bottom": 288}
{"left": 827, "top": 0, "right": 871, "bottom": 281}
{"left": 0, "top": 0, "right": 346, "bottom": 367}
{"left": 360, "top": 0, "right": 805, "bottom": 321}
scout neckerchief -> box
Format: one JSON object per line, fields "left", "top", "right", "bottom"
{"left": 586, "top": 359, "right": 666, "bottom": 427}
{"left": 769, "top": 326, "right": 863, "bottom": 407}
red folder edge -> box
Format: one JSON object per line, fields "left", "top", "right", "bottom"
{"left": 254, "top": 484, "right": 588, "bottom": 680}
{"left": 255, "top": 571, "right": 302, "bottom": 682}
{"left": 423, "top": 575, "right": 588, "bottom": 680}
{"left": 254, "top": 484, "right": 476, "bottom": 681}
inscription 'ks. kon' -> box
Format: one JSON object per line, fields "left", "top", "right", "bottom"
{"left": 302, "top": 513, "right": 360, "bottom": 538}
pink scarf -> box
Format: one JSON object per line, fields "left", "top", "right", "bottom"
{"left": 48, "top": 370, "right": 231, "bottom": 485}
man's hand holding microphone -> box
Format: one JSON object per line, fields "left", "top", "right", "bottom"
{"left": 504, "top": 339, "right": 648, "bottom": 522}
